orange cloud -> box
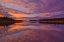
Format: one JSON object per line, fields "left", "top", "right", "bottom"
{"left": 0, "top": 0, "right": 38, "bottom": 13}
{"left": 8, "top": 11, "right": 30, "bottom": 17}
{"left": 1, "top": 0, "right": 9, "bottom": 2}
{"left": 0, "top": 14, "right": 4, "bottom": 17}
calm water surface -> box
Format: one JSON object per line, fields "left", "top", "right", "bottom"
{"left": 0, "top": 22, "right": 64, "bottom": 42}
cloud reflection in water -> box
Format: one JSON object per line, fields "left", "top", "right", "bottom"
{"left": 0, "top": 22, "right": 64, "bottom": 42}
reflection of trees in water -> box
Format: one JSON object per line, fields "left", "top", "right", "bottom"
{"left": 0, "top": 22, "right": 15, "bottom": 26}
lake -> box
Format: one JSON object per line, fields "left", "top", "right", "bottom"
{"left": 0, "top": 22, "right": 64, "bottom": 42}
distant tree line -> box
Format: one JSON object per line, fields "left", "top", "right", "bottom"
{"left": 39, "top": 18, "right": 64, "bottom": 24}
{"left": 39, "top": 18, "right": 64, "bottom": 21}
{"left": 0, "top": 17, "right": 14, "bottom": 21}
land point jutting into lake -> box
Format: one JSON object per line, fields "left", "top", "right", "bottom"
{"left": 38, "top": 18, "right": 64, "bottom": 24}
{"left": 0, "top": 17, "right": 23, "bottom": 26}
{"left": 29, "top": 18, "right": 64, "bottom": 24}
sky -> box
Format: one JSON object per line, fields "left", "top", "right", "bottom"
{"left": 0, "top": 0, "right": 64, "bottom": 19}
